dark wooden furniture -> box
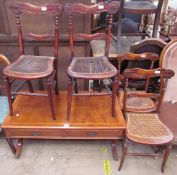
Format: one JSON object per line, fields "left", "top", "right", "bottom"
{"left": 116, "top": 0, "right": 164, "bottom": 50}
{"left": 3, "top": 3, "right": 63, "bottom": 120}
{"left": 0, "top": 54, "right": 10, "bottom": 92}
{"left": 118, "top": 68, "right": 174, "bottom": 173}
{"left": 64, "top": 2, "right": 120, "bottom": 120}
{"left": 2, "top": 91, "right": 126, "bottom": 158}
{"left": 0, "top": 0, "right": 92, "bottom": 91}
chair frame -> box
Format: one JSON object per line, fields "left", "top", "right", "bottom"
{"left": 64, "top": 1, "right": 120, "bottom": 120}
{"left": 3, "top": 3, "right": 62, "bottom": 120}
{"left": 117, "top": 0, "right": 164, "bottom": 50}
{"left": 118, "top": 68, "right": 174, "bottom": 173}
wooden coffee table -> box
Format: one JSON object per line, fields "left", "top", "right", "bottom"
{"left": 2, "top": 91, "right": 126, "bottom": 158}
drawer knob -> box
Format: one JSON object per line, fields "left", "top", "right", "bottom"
{"left": 31, "top": 131, "right": 41, "bottom": 136}
{"left": 87, "top": 131, "right": 97, "bottom": 137}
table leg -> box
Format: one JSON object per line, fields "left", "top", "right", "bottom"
{"left": 111, "top": 140, "right": 118, "bottom": 161}
{"left": 6, "top": 138, "right": 23, "bottom": 158}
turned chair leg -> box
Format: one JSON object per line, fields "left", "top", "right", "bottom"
{"left": 54, "top": 69, "right": 59, "bottom": 95}
{"left": 112, "top": 76, "right": 117, "bottom": 117}
{"left": 74, "top": 79, "right": 78, "bottom": 94}
{"left": 26, "top": 80, "right": 34, "bottom": 93}
{"left": 67, "top": 78, "right": 73, "bottom": 121}
{"left": 161, "top": 143, "right": 173, "bottom": 173}
{"left": 5, "top": 77, "right": 13, "bottom": 115}
{"left": 46, "top": 78, "right": 56, "bottom": 120}
{"left": 118, "top": 139, "right": 128, "bottom": 171}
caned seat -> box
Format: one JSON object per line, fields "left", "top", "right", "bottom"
{"left": 67, "top": 56, "right": 117, "bottom": 79}
{"left": 127, "top": 113, "right": 174, "bottom": 144}
{"left": 119, "top": 91, "right": 156, "bottom": 112}
{"left": 4, "top": 55, "right": 55, "bottom": 79}
{"left": 118, "top": 68, "right": 175, "bottom": 173}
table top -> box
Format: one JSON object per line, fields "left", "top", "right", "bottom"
{"left": 2, "top": 91, "right": 126, "bottom": 130}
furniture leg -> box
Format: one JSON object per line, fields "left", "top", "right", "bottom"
{"left": 74, "top": 79, "right": 78, "bottom": 94}
{"left": 161, "top": 143, "right": 173, "bottom": 173}
{"left": 6, "top": 138, "right": 23, "bottom": 158}
{"left": 46, "top": 78, "right": 56, "bottom": 120}
{"left": 152, "top": 1, "right": 163, "bottom": 38}
{"left": 54, "top": 63, "right": 59, "bottom": 95}
{"left": 118, "top": 139, "right": 128, "bottom": 171}
{"left": 6, "top": 138, "right": 16, "bottom": 154}
{"left": 116, "top": 0, "right": 124, "bottom": 51}
{"left": 26, "top": 80, "right": 34, "bottom": 93}
{"left": 5, "top": 77, "right": 13, "bottom": 115}
{"left": 15, "top": 138, "right": 23, "bottom": 159}
{"left": 112, "top": 76, "right": 118, "bottom": 117}
{"left": 67, "top": 78, "right": 73, "bottom": 121}
{"left": 111, "top": 140, "right": 118, "bottom": 161}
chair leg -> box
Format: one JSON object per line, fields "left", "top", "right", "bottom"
{"left": 46, "top": 78, "right": 56, "bottom": 120}
{"left": 26, "top": 80, "right": 34, "bottom": 93}
{"left": 74, "top": 79, "right": 78, "bottom": 94}
{"left": 118, "top": 139, "right": 128, "bottom": 171}
{"left": 112, "top": 76, "right": 118, "bottom": 117}
{"left": 161, "top": 143, "right": 173, "bottom": 173}
{"left": 54, "top": 69, "right": 59, "bottom": 95}
{"left": 5, "top": 77, "right": 13, "bottom": 115}
{"left": 117, "top": 0, "right": 124, "bottom": 52}
{"left": 152, "top": 1, "right": 163, "bottom": 38}
{"left": 67, "top": 78, "right": 73, "bottom": 121}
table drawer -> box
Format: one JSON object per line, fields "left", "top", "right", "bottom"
{"left": 4, "top": 128, "right": 124, "bottom": 139}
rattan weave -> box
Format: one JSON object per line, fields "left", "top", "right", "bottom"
{"left": 10, "top": 55, "right": 54, "bottom": 73}
{"left": 127, "top": 113, "right": 174, "bottom": 144}
{"left": 68, "top": 56, "right": 117, "bottom": 79}
{"left": 119, "top": 91, "right": 156, "bottom": 112}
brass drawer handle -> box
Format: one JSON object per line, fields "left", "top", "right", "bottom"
{"left": 87, "top": 131, "right": 97, "bottom": 137}
{"left": 31, "top": 131, "right": 41, "bottom": 136}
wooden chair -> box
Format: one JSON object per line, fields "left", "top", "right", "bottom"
{"left": 118, "top": 68, "right": 174, "bottom": 173}
{"left": 117, "top": 52, "right": 159, "bottom": 111}
{"left": 3, "top": 3, "right": 62, "bottom": 120}
{"left": 125, "top": 38, "right": 167, "bottom": 89}
{"left": 64, "top": 1, "right": 120, "bottom": 120}
{"left": 0, "top": 54, "right": 10, "bottom": 91}
{"left": 117, "top": 0, "right": 164, "bottom": 50}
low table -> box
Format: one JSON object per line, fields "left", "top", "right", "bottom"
{"left": 2, "top": 91, "right": 126, "bottom": 158}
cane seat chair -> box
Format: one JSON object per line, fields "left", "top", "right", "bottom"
{"left": 3, "top": 3, "right": 62, "bottom": 120}
{"left": 116, "top": 0, "right": 164, "bottom": 50}
{"left": 0, "top": 54, "right": 10, "bottom": 91}
{"left": 64, "top": 1, "right": 120, "bottom": 120}
{"left": 117, "top": 52, "right": 159, "bottom": 112}
{"left": 118, "top": 68, "right": 174, "bottom": 172}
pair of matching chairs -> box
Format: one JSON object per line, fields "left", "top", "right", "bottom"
{"left": 116, "top": 40, "right": 174, "bottom": 172}
{"left": 3, "top": 2, "right": 120, "bottom": 120}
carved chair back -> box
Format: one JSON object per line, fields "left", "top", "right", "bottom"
{"left": 10, "top": 3, "right": 62, "bottom": 58}
{"left": 122, "top": 68, "right": 174, "bottom": 114}
{"left": 64, "top": 1, "right": 119, "bottom": 58}
{"left": 117, "top": 52, "right": 159, "bottom": 91}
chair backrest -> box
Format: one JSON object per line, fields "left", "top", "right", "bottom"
{"left": 129, "top": 38, "right": 166, "bottom": 70}
{"left": 160, "top": 40, "right": 177, "bottom": 102}
{"left": 122, "top": 68, "right": 174, "bottom": 113}
{"left": 10, "top": 3, "right": 62, "bottom": 57}
{"left": 117, "top": 52, "right": 159, "bottom": 91}
{"left": 64, "top": 1, "right": 119, "bottom": 58}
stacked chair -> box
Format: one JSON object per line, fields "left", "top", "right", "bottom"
{"left": 64, "top": 2, "right": 120, "bottom": 120}
{"left": 3, "top": 3, "right": 63, "bottom": 120}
